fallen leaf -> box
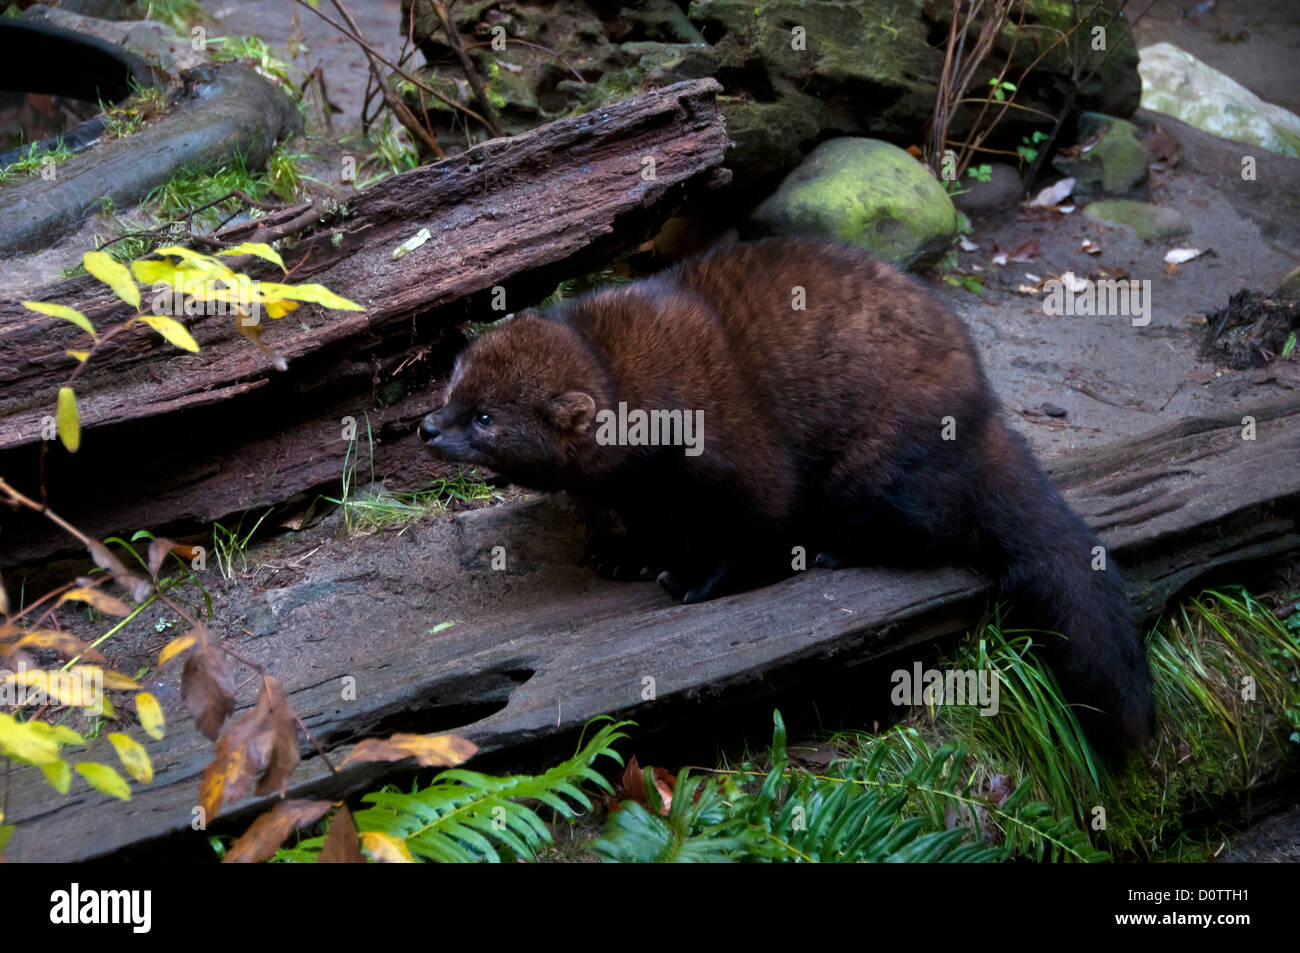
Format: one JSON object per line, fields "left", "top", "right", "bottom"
{"left": 1029, "top": 177, "right": 1075, "bottom": 207}
{"left": 1164, "top": 247, "right": 1203, "bottom": 264}
{"left": 1007, "top": 238, "right": 1039, "bottom": 263}
{"left": 1060, "top": 271, "right": 1089, "bottom": 292}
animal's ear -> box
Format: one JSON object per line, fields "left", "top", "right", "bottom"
{"left": 548, "top": 391, "right": 596, "bottom": 433}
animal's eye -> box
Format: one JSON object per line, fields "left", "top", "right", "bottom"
{"left": 475, "top": 412, "right": 493, "bottom": 428}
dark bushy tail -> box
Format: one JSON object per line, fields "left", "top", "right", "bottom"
{"left": 975, "top": 421, "right": 1155, "bottom": 758}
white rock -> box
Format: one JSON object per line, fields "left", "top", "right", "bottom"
{"left": 1138, "top": 42, "right": 1300, "bottom": 158}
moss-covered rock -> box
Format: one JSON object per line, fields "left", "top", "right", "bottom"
{"left": 1082, "top": 199, "right": 1190, "bottom": 241}
{"left": 750, "top": 137, "right": 957, "bottom": 269}
{"left": 1052, "top": 112, "right": 1148, "bottom": 196}
{"left": 1139, "top": 42, "right": 1300, "bottom": 159}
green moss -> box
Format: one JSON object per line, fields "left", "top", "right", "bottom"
{"left": 752, "top": 138, "right": 957, "bottom": 269}
{"left": 1082, "top": 199, "right": 1191, "bottom": 241}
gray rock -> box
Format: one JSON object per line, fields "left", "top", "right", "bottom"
{"left": 750, "top": 138, "right": 957, "bottom": 270}
{"left": 953, "top": 163, "right": 1023, "bottom": 214}
{"left": 1139, "top": 42, "right": 1300, "bottom": 158}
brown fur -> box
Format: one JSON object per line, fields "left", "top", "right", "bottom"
{"left": 421, "top": 237, "right": 1155, "bottom": 756}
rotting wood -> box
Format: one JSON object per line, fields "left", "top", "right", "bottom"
{"left": 3, "top": 396, "right": 1298, "bottom": 861}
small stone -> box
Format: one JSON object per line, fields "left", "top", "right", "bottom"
{"left": 1042, "top": 403, "right": 1069, "bottom": 418}
{"left": 1081, "top": 199, "right": 1191, "bottom": 241}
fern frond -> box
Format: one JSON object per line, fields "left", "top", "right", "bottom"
{"left": 276, "top": 717, "right": 630, "bottom": 863}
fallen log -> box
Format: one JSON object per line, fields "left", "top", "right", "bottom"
{"left": 3, "top": 396, "right": 1298, "bottom": 862}
{"left": 0, "top": 78, "right": 730, "bottom": 563}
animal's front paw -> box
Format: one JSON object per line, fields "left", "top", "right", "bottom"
{"left": 657, "top": 560, "right": 730, "bottom": 604}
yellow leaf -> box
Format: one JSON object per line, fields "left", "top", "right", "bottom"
{"left": 59, "top": 587, "right": 132, "bottom": 617}
{"left": 83, "top": 251, "right": 141, "bottom": 309}
{"left": 42, "top": 760, "right": 72, "bottom": 794}
{"left": 71, "top": 665, "right": 140, "bottom": 691}
{"left": 360, "top": 831, "right": 415, "bottom": 863}
{"left": 136, "top": 315, "right": 199, "bottom": 353}
{"left": 218, "top": 242, "right": 287, "bottom": 271}
{"left": 157, "top": 633, "right": 195, "bottom": 667}
{"left": 66, "top": 350, "right": 90, "bottom": 362}
{"left": 75, "top": 761, "right": 132, "bottom": 801}
{"left": 152, "top": 246, "right": 235, "bottom": 279}
{"left": 21, "top": 300, "right": 97, "bottom": 339}
{"left": 255, "top": 282, "right": 365, "bottom": 311}
{"left": 130, "top": 259, "right": 186, "bottom": 286}
{"left": 107, "top": 733, "right": 153, "bottom": 783}
{"left": 0, "top": 713, "right": 60, "bottom": 765}
{"left": 264, "top": 299, "right": 298, "bottom": 319}
{"left": 23, "top": 719, "right": 84, "bottom": 747}
{"left": 136, "top": 692, "right": 165, "bottom": 740}
{"left": 0, "top": 669, "right": 113, "bottom": 713}
{"left": 10, "top": 629, "right": 100, "bottom": 660}
{"left": 56, "top": 387, "right": 80, "bottom": 452}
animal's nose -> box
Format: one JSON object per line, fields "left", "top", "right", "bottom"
{"left": 419, "top": 417, "right": 441, "bottom": 444}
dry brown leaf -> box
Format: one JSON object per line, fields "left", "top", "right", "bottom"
{"left": 253, "top": 676, "right": 300, "bottom": 798}
{"left": 181, "top": 628, "right": 235, "bottom": 741}
{"left": 612, "top": 755, "right": 675, "bottom": 815}
{"left": 199, "top": 688, "right": 274, "bottom": 819}
{"left": 86, "top": 541, "right": 151, "bottom": 603}
{"left": 1007, "top": 238, "right": 1040, "bottom": 263}
{"left": 223, "top": 799, "right": 333, "bottom": 863}
{"left": 339, "top": 732, "right": 477, "bottom": 769}
{"left": 147, "top": 537, "right": 178, "bottom": 578}
{"left": 320, "top": 805, "right": 365, "bottom": 863}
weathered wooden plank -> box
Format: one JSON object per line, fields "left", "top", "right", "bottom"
{"left": 4, "top": 396, "right": 1299, "bottom": 861}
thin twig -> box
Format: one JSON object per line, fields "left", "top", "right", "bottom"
{"left": 427, "top": 0, "right": 503, "bottom": 137}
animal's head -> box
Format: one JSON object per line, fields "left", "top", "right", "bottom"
{"left": 419, "top": 314, "right": 603, "bottom": 489}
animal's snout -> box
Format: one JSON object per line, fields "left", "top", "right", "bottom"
{"left": 419, "top": 416, "right": 441, "bottom": 444}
